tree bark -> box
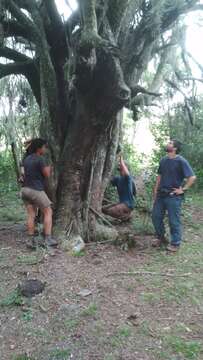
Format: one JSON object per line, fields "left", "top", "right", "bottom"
{"left": 54, "top": 93, "right": 123, "bottom": 243}
{"left": 11, "top": 142, "right": 20, "bottom": 180}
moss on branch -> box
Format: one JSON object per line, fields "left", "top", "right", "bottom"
{"left": 79, "top": 0, "right": 102, "bottom": 47}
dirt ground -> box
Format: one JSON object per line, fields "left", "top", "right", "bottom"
{"left": 0, "top": 200, "right": 203, "bottom": 360}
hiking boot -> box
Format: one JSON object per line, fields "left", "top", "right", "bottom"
{"left": 152, "top": 237, "right": 168, "bottom": 248}
{"left": 152, "top": 238, "right": 162, "bottom": 247}
{"left": 166, "top": 244, "right": 179, "bottom": 252}
{"left": 44, "top": 235, "right": 58, "bottom": 247}
{"left": 26, "top": 235, "right": 37, "bottom": 250}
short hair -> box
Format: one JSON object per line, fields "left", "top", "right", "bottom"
{"left": 28, "top": 138, "right": 47, "bottom": 154}
{"left": 171, "top": 139, "right": 182, "bottom": 154}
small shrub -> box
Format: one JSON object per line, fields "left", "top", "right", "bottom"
{"left": 81, "top": 303, "right": 97, "bottom": 317}
{"left": 0, "top": 288, "right": 23, "bottom": 307}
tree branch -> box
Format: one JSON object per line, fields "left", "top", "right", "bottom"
{"left": 165, "top": 78, "right": 194, "bottom": 125}
{"left": 0, "top": 46, "right": 32, "bottom": 63}
{"left": 180, "top": 77, "right": 203, "bottom": 84}
{"left": 161, "top": 0, "right": 199, "bottom": 32}
{"left": 123, "top": 1, "right": 199, "bottom": 87}
{"left": 131, "top": 85, "right": 162, "bottom": 98}
{"left": 107, "top": 0, "right": 130, "bottom": 39}
{"left": 65, "top": 8, "right": 80, "bottom": 34}
{"left": 43, "top": 0, "right": 64, "bottom": 30}
{"left": 0, "top": 61, "right": 31, "bottom": 78}
{"left": 130, "top": 46, "right": 172, "bottom": 111}
{"left": 78, "top": 0, "right": 99, "bottom": 43}
{"left": 153, "top": 42, "right": 177, "bottom": 55}
{"left": 1, "top": 19, "right": 33, "bottom": 41}
{"left": 0, "top": 60, "right": 41, "bottom": 106}
{"left": 0, "top": 0, "right": 4, "bottom": 46}
{"left": 165, "top": 79, "right": 186, "bottom": 97}
{"left": 185, "top": 51, "right": 203, "bottom": 74}
{"left": 64, "top": 0, "right": 74, "bottom": 12}
{"left": 42, "top": 0, "right": 69, "bottom": 59}
{"left": 190, "top": 4, "right": 203, "bottom": 11}
{"left": 149, "top": 40, "right": 175, "bottom": 93}
{"left": 5, "top": 0, "right": 40, "bottom": 42}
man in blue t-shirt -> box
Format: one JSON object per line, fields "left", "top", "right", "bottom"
{"left": 102, "top": 156, "right": 135, "bottom": 221}
{"left": 152, "top": 139, "right": 196, "bottom": 252}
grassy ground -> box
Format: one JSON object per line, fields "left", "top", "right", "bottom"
{"left": 0, "top": 191, "right": 203, "bottom": 360}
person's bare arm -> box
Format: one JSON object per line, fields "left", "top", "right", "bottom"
{"left": 42, "top": 166, "right": 51, "bottom": 178}
{"left": 173, "top": 175, "right": 196, "bottom": 195}
{"left": 18, "top": 165, "right": 25, "bottom": 184}
{"left": 120, "top": 156, "right": 129, "bottom": 176}
{"left": 153, "top": 175, "right": 161, "bottom": 201}
{"left": 20, "top": 166, "right": 24, "bottom": 176}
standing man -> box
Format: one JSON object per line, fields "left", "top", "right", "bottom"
{"left": 21, "top": 138, "right": 57, "bottom": 249}
{"left": 102, "top": 155, "right": 136, "bottom": 221}
{"left": 152, "top": 139, "right": 196, "bottom": 252}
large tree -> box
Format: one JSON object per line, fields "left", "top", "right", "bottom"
{"left": 0, "top": 0, "right": 201, "bottom": 243}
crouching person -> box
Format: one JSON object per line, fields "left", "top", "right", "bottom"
{"left": 102, "top": 156, "right": 136, "bottom": 221}
{"left": 21, "top": 138, "right": 57, "bottom": 249}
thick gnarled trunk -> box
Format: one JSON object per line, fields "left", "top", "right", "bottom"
{"left": 43, "top": 41, "right": 130, "bottom": 243}
{"left": 54, "top": 93, "right": 122, "bottom": 243}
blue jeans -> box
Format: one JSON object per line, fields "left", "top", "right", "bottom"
{"left": 152, "top": 195, "right": 183, "bottom": 246}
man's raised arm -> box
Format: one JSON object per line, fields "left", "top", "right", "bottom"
{"left": 120, "top": 156, "right": 129, "bottom": 176}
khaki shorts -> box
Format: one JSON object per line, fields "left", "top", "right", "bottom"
{"left": 21, "top": 187, "right": 52, "bottom": 209}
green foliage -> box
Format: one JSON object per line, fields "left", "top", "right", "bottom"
{"left": 21, "top": 309, "right": 33, "bottom": 322}
{"left": 0, "top": 288, "right": 23, "bottom": 307}
{"left": 131, "top": 214, "right": 154, "bottom": 235}
{"left": 13, "top": 355, "right": 34, "bottom": 360}
{"left": 110, "top": 325, "right": 132, "bottom": 348}
{"left": 0, "top": 76, "right": 40, "bottom": 150}
{"left": 122, "top": 143, "right": 141, "bottom": 174}
{"left": 147, "top": 96, "right": 203, "bottom": 194}
{"left": 0, "top": 76, "right": 40, "bottom": 188}
{"left": 163, "top": 336, "right": 202, "bottom": 359}
{"left": 16, "top": 252, "right": 44, "bottom": 265}
{"left": 72, "top": 250, "right": 86, "bottom": 257}
{"left": 157, "top": 97, "right": 203, "bottom": 189}
{"left": 63, "top": 318, "right": 80, "bottom": 331}
{"left": 0, "top": 151, "right": 25, "bottom": 223}
{"left": 0, "top": 198, "right": 25, "bottom": 223}
{"left": 81, "top": 303, "right": 97, "bottom": 317}
{"left": 117, "top": 325, "right": 132, "bottom": 338}
{"left": 0, "top": 151, "right": 18, "bottom": 195}
{"left": 48, "top": 348, "right": 71, "bottom": 359}
{"left": 149, "top": 119, "right": 169, "bottom": 172}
